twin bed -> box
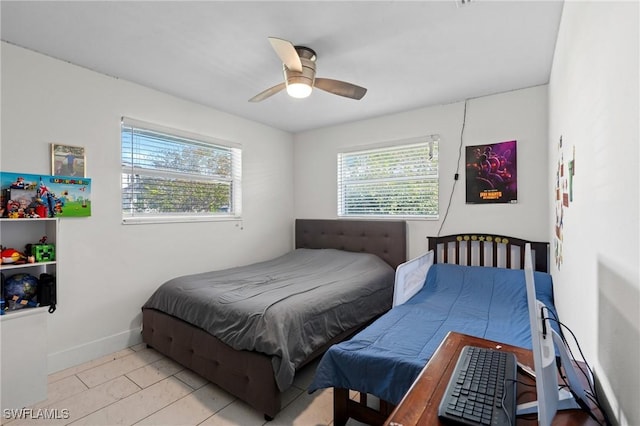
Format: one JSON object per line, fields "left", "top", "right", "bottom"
{"left": 142, "top": 220, "right": 554, "bottom": 424}
{"left": 309, "top": 233, "right": 554, "bottom": 425}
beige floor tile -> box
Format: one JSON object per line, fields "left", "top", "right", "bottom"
{"left": 65, "top": 376, "right": 140, "bottom": 424}
{"left": 130, "top": 342, "right": 147, "bottom": 352}
{"left": 76, "top": 347, "right": 164, "bottom": 388}
{"left": 64, "top": 375, "right": 141, "bottom": 420}
{"left": 198, "top": 399, "right": 266, "bottom": 426}
{"left": 292, "top": 358, "right": 320, "bottom": 391}
{"left": 269, "top": 388, "right": 333, "bottom": 426}
{"left": 346, "top": 391, "right": 380, "bottom": 408}
{"left": 32, "top": 375, "right": 88, "bottom": 408}
{"left": 6, "top": 376, "right": 140, "bottom": 426}
{"left": 48, "top": 348, "right": 135, "bottom": 384}
{"left": 69, "top": 376, "right": 192, "bottom": 426}
{"left": 134, "top": 383, "right": 235, "bottom": 425}
{"left": 126, "top": 357, "right": 184, "bottom": 389}
{"left": 281, "top": 385, "right": 304, "bottom": 408}
{"left": 340, "top": 393, "right": 383, "bottom": 425}
{"left": 11, "top": 343, "right": 356, "bottom": 426}
{"left": 174, "top": 368, "right": 209, "bottom": 390}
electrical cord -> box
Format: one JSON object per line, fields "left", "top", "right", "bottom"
{"left": 545, "top": 309, "right": 596, "bottom": 397}
{"left": 544, "top": 309, "right": 604, "bottom": 414}
{"left": 501, "top": 377, "right": 538, "bottom": 425}
{"left": 506, "top": 378, "right": 536, "bottom": 388}
{"left": 545, "top": 315, "right": 597, "bottom": 396}
{"left": 558, "top": 369, "right": 606, "bottom": 426}
{"left": 501, "top": 377, "right": 513, "bottom": 426}
{"left": 542, "top": 315, "right": 612, "bottom": 425}
{"left": 436, "top": 99, "right": 467, "bottom": 237}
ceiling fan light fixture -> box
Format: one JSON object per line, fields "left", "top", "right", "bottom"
{"left": 286, "top": 81, "right": 313, "bottom": 98}
{"left": 284, "top": 65, "right": 314, "bottom": 99}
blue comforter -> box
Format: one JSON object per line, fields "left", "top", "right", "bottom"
{"left": 308, "top": 263, "right": 557, "bottom": 405}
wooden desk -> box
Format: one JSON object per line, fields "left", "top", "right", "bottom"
{"left": 384, "top": 331, "right": 602, "bottom": 426}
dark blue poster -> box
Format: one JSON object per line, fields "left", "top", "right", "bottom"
{"left": 465, "top": 140, "right": 517, "bottom": 204}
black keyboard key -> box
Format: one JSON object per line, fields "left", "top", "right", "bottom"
{"left": 438, "top": 346, "right": 518, "bottom": 426}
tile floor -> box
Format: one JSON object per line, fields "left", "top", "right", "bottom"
{"left": 2, "top": 343, "right": 370, "bottom": 426}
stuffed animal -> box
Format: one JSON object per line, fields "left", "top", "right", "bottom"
{"left": 1, "top": 248, "right": 25, "bottom": 264}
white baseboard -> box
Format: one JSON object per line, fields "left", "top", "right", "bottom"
{"left": 47, "top": 327, "right": 143, "bottom": 374}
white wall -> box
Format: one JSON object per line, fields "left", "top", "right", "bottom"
{"left": 548, "top": 2, "right": 639, "bottom": 425}
{"left": 294, "top": 86, "right": 549, "bottom": 259}
{"left": 0, "top": 43, "right": 295, "bottom": 373}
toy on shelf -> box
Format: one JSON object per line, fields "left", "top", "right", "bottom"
{"left": 3, "top": 272, "right": 39, "bottom": 310}
{"left": 25, "top": 236, "right": 55, "bottom": 263}
{"left": 0, "top": 271, "right": 56, "bottom": 314}
{"left": 1, "top": 247, "right": 26, "bottom": 264}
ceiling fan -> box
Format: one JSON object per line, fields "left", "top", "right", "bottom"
{"left": 249, "top": 37, "right": 367, "bottom": 102}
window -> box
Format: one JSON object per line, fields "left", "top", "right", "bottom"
{"left": 337, "top": 137, "right": 439, "bottom": 218}
{"left": 121, "top": 118, "right": 242, "bottom": 223}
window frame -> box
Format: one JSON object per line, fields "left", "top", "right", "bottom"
{"left": 337, "top": 136, "right": 439, "bottom": 219}
{"left": 120, "top": 117, "right": 242, "bottom": 225}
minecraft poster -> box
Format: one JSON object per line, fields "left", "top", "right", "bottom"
{"left": 465, "top": 140, "right": 517, "bottom": 204}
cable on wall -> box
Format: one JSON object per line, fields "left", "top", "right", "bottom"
{"left": 545, "top": 315, "right": 613, "bottom": 426}
{"left": 437, "top": 99, "right": 467, "bottom": 237}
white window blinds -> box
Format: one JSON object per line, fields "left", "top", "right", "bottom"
{"left": 121, "top": 118, "right": 242, "bottom": 223}
{"left": 337, "top": 137, "right": 439, "bottom": 218}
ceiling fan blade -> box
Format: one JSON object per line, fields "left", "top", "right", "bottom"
{"left": 268, "top": 37, "right": 303, "bottom": 72}
{"left": 248, "top": 82, "right": 286, "bottom": 102}
{"left": 314, "top": 78, "right": 367, "bottom": 100}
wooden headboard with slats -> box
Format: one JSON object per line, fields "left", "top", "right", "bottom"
{"left": 427, "top": 233, "right": 549, "bottom": 273}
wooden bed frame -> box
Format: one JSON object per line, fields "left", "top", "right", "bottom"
{"left": 427, "top": 233, "right": 549, "bottom": 272}
{"left": 333, "top": 233, "right": 550, "bottom": 426}
{"left": 142, "top": 218, "right": 406, "bottom": 419}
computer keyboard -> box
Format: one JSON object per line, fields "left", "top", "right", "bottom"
{"left": 438, "top": 345, "right": 518, "bottom": 426}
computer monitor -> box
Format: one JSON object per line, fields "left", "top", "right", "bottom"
{"left": 517, "top": 243, "right": 591, "bottom": 425}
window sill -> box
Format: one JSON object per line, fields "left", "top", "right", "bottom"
{"left": 337, "top": 215, "right": 439, "bottom": 221}
{"left": 122, "top": 215, "right": 242, "bottom": 225}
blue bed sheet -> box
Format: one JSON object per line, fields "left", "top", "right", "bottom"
{"left": 308, "top": 263, "right": 557, "bottom": 405}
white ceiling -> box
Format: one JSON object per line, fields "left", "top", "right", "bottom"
{"left": 1, "top": 1, "right": 563, "bottom": 133}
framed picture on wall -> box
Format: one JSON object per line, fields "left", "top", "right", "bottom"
{"left": 1, "top": 171, "right": 92, "bottom": 218}
{"left": 51, "top": 143, "right": 86, "bottom": 177}
{"left": 465, "top": 140, "right": 518, "bottom": 204}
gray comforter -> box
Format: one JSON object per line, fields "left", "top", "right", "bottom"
{"left": 142, "top": 248, "right": 395, "bottom": 391}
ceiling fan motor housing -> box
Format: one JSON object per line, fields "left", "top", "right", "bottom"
{"left": 283, "top": 46, "right": 317, "bottom": 88}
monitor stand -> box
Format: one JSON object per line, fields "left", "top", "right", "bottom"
{"left": 517, "top": 329, "right": 589, "bottom": 416}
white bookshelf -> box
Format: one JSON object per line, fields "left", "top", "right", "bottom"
{"left": 1, "top": 218, "right": 57, "bottom": 410}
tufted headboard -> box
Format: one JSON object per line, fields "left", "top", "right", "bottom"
{"left": 295, "top": 219, "right": 407, "bottom": 269}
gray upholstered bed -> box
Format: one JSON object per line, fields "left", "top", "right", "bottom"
{"left": 141, "top": 219, "right": 406, "bottom": 419}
